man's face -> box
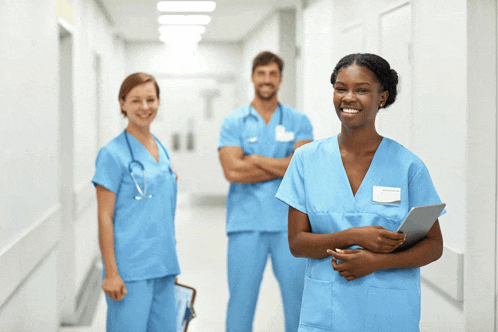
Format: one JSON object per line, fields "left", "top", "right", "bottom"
{"left": 251, "top": 62, "right": 282, "bottom": 101}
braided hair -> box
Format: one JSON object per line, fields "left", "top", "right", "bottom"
{"left": 330, "top": 53, "right": 399, "bottom": 108}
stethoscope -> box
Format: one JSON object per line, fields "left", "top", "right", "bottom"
{"left": 124, "top": 130, "right": 172, "bottom": 200}
{"left": 243, "top": 104, "right": 284, "bottom": 143}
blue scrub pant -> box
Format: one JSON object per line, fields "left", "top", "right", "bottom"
{"left": 106, "top": 275, "right": 176, "bottom": 332}
{"left": 226, "top": 231, "right": 306, "bottom": 332}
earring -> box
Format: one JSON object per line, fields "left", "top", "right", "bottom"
{"left": 379, "top": 103, "right": 384, "bottom": 108}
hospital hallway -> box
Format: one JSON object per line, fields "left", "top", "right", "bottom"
{"left": 2, "top": 0, "right": 498, "bottom": 330}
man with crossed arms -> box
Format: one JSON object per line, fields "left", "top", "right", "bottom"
{"left": 218, "top": 51, "right": 314, "bottom": 331}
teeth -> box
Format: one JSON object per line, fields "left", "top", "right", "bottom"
{"left": 343, "top": 108, "right": 359, "bottom": 114}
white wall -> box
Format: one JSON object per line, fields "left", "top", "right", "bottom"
{"left": 466, "top": 1, "right": 496, "bottom": 329}
{"left": 0, "top": 251, "right": 59, "bottom": 332}
{"left": 242, "top": 13, "right": 280, "bottom": 102}
{"left": 241, "top": 9, "right": 298, "bottom": 108}
{"left": 0, "top": 0, "right": 126, "bottom": 329}
{"left": 301, "top": 0, "right": 469, "bottom": 330}
{"left": 301, "top": 0, "right": 336, "bottom": 140}
{"left": 0, "top": 0, "right": 60, "bottom": 329}
{"left": 0, "top": 0, "right": 60, "bottom": 251}
{"left": 125, "top": 42, "right": 243, "bottom": 195}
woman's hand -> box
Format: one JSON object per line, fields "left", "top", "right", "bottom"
{"left": 102, "top": 274, "right": 127, "bottom": 301}
{"left": 355, "top": 226, "right": 405, "bottom": 253}
{"left": 327, "top": 248, "right": 381, "bottom": 281}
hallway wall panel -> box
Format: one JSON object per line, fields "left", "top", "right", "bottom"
{"left": 0, "top": 0, "right": 126, "bottom": 329}
{"left": 0, "top": 0, "right": 60, "bottom": 251}
{"left": 0, "top": 0, "right": 60, "bottom": 329}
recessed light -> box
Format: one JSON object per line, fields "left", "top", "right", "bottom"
{"left": 157, "top": 1, "right": 216, "bottom": 13}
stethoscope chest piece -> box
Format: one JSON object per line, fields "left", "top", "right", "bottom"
{"left": 128, "top": 160, "right": 152, "bottom": 200}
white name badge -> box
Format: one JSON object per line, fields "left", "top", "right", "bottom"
{"left": 372, "top": 186, "right": 401, "bottom": 206}
{"left": 275, "top": 125, "right": 294, "bottom": 142}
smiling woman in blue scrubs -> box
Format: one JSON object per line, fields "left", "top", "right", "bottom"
{"left": 276, "top": 54, "right": 445, "bottom": 332}
{"left": 92, "top": 73, "right": 180, "bottom": 332}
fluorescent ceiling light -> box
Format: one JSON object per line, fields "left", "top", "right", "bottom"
{"left": 157, "top": 1, "right": 216, "bottom": 13}
{"left": 159, "top": 25, "right": 206, "bottom": 35}
{"left": 158, "top": 15, "right": 211, "bottom": 25}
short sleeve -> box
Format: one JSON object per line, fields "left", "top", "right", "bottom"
{"left": 275, "top": 150, "right": 308, "bottom": 213}
{"left": 408, "top": 165, "right": 446, "bottom": 217}
{"left": 294, "top": 114, "right": 314, "bottom": 142}
{"left": 92, "top": 148, "right": 124, "bottom": 194}
{"left": 218, "top": 116, "right": 242, "bottom": 149}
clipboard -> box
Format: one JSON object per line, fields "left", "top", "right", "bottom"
{"left": 175, "top": 279, "right": 196, "bottom": 332}
{"left": 395, "top": 203, "right": 446, "bottom": 251}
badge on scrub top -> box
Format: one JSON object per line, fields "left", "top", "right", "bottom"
{"left": 372, "top": 186, "right": 401, "bottom": 206}
{"left": 275, "top": 125, "right": 294, "bottom": 142}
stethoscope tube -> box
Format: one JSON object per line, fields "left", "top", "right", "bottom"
{"left": 123, "top": 130, "right": 172, "bottom": 200}
{"left": 243, "top": 103, "right": 283, "bottom": 126}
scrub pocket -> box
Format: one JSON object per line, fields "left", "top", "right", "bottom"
{"left": 299, "top": 277, "right": 333, "bottom": 330}
{"left": 363, "top": 287, "right": 419, "bottom": 332}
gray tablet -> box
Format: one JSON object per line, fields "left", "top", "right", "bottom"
{"left": 396, "top": 203, "right": 446, "bottom": 250}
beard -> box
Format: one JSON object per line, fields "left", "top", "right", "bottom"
{"left": 255, "top": 84, "right": 277, "bottom": 101}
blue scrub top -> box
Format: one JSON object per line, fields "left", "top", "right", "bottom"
{"left": 218, "top": 104, "right": 313, "bottom": 233}
{"left": 92, "top": 131, "right": 181, "bottom": 282}
{"left": 276, "top": 136, "right": 445, "bottom": 332}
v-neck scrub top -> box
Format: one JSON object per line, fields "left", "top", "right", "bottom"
{"left": 276, "top": 136, "right": 445, "bottom": 332}
{"left": 92, "top": 132, "right": 180, "bottom": 282}
{"left": 218, "top": 104, "right": 313, "bottom": 233}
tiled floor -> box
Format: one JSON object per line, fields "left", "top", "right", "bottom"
{"left": 60, "top": 193, "right": 285, "bottom": 332}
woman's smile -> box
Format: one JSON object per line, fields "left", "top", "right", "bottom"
{"left": 341, "top": 108, "right": 360, "bottom": 114}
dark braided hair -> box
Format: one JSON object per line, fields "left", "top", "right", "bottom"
{"left": 330, "top": 53, "right": 399, "bottom": 108}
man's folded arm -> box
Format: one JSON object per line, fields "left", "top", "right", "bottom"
{"left": 219, "top": 146, "right": 278, "bottom": 183}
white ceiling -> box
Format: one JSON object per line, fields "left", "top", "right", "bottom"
{"left": 98, "top": 0, "right": 298, "bottom": 43}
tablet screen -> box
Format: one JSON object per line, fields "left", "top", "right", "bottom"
{"left": 396, "top": 203, "right": 446, "bottom": 251}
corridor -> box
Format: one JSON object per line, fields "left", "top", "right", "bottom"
{"left": 1, "top": 0, "right": 497, "bottom": 330}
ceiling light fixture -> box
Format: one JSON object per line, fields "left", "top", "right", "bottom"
{"left": 158, "top": 15, "right": 211, "bottom": 25}
{"left": 157, "top": 1, "right": 216, "bottom": 13}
